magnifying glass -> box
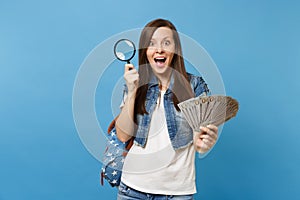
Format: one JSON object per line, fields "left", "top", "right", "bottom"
{"left": 113, "top": 39, "right": 136, "bottom": 64}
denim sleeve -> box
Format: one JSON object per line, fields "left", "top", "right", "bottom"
{"left": 193, "top": 76, "right": 210, "bottom": 97}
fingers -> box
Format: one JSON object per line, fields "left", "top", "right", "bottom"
{"left": 199, "top": 134, "right": 215, "bottom": 144}
{"left": 200, "top": 125, "right": 218, "bottom": 140}
{"left": 124, "top": 64, "right": 139, "bottom": 93}
{"left": 124, "top": 70, "right": 139, "bottom": 80}
{"left": 124, "top": 64, "right": 138, "bottom": 80}
{"left": 194, "top": 124, "right": 218, "bottom": 153}
{"left": 125, "top": 64, "right": 134, "bottom": 72}
{"left": 195, "top": 138, "right": 210, "bottom": 153}
{"left": 202, "top": 138, "right": 214, "bottom": 147}
{"left": 207, "top": 124, "right": 218, "bottom": 133}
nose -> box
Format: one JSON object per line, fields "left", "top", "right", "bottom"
{"left": 156, "top": 44, "right": 164, "bottom": 53}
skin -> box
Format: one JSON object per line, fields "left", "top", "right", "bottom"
{"left": 194, "top": 125, "right": 218, "bottom": 153}
{"left": 146, "top": 27, "right": 175, "bottom": 90}
{"left": 116, "top": 27, "right": 218, "bottom": 153}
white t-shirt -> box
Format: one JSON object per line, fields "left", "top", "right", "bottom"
{"left": 121, "top": 91, "right": 196, "bottom": 195}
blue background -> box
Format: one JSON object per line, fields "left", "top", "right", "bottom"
{"left": 1, "top": 0, "right": 300, "bottom": 199}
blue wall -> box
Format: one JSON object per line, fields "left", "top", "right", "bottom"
{"left": 1, "top": 0, "right": 299, "bottom": 199}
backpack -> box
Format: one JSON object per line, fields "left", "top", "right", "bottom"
{"left": 100, "top": 118, "right": 133, "bottom": 187}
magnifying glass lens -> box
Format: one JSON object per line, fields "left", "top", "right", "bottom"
{"left": 114, "top": 39, "right": 136, "bottom": 63}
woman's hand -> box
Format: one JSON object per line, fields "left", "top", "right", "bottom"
{"left": 194, "top": 124, "right": 218, "bottom": 153}
{"left": 124, "top": 64, "right": 139, "bottom": 94}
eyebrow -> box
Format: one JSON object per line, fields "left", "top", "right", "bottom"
{"left": 150, "top": 36, "right": 172, "bottom": 41}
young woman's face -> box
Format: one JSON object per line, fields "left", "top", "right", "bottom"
{"left": 146, "top": 27, "right": 175, "bottom": 77}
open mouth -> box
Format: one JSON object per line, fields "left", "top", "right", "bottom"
{"left": 154, "top": 57, "right": 166, "bottom": 63}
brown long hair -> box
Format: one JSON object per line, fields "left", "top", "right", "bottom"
{"left": 134, "top": 18, "right": 194, "bottom": 121}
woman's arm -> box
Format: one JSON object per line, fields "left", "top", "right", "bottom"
{"left": 115, "top": 64, "right": 139, "bottom": 142}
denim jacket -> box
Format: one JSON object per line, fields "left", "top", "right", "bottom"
{"left": 123, "top": 72, "right": 209, "bottom": 150}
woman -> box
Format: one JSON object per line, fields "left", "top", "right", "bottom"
{"left": 115, "top": 18, "right": 218, "bottom": 200}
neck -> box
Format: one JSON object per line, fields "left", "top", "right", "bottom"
{"left": 157, "top": 71, "right": 172, "bottom": 91}
{"left": 159, "top": 83, "right": 169, "bottom": 91}
{"left": 150, "top": 67, "right": 173, "bottom": 91}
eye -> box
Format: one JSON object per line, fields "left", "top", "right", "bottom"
{"left": 164, "top": 40, "right": 171, "bottom": 46}
{"left": 149, "top": 41, "right": 155, "bottom": 46}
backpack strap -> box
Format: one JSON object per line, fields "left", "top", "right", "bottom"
{"left": 100, "top": 116, "right": 134, "bottom": 186}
